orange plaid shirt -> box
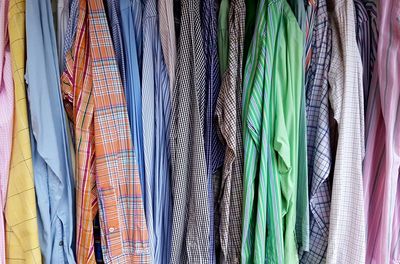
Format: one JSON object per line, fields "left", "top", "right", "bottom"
{"left": 61, "top": 0, "right": 150, "bottom": 263}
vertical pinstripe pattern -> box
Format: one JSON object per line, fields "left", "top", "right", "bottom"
{"left": 141, "top": 0, "right": 172, "bottom": 263}
{"left": 326, "top": 0, "right": 366, "bottom": 263}
{"left": 169, "top": 0, "right": 209, "bottom": 262}
{"left": 0, "top": 1, "right": 14, "bottom": 263}
{"left": 57, "top": 0, "right": 69, "bottom": 71}
{"left": 104, "top": 0, "right": 126, "bottom": 88}
{"left": 158, "top": 0, "right": 176, "bottom": 92}
{"left": 363, "top": 0, "right": 400, "bottom": 263}
{"left": 242, "top": 1, "right": 305, "bottom": 263}
{"left": 354, "top": 0, "right": 373, "bottom": 114}
{"left": 215, "top": 0, "right": 245, "bottom": 263}
{"left": 119, "top": 0, "right": 146, "bottom": 208}
{"left": 5, "top": 0, "right": 42, "bottom": 263}
{"left": 300, "top": 0, "right": 332, "bottom": 262}
{"left": 201, "top": 0, "right": 225, "bottom": 262}
{"left": 359, "top": 0, "right": 377, "bottom": 112}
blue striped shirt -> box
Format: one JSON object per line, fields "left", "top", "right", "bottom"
{"left": 141, "top": 0, "right": 172, "bottom": 263}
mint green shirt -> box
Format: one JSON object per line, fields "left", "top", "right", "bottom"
{"left": 242, "top": 0, "right": 304, "bottom": 263}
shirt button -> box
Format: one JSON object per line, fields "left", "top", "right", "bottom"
{"left": 109, "top": 227, "right": 115, "bottom": 233}
{"left": 59, "top": 241, "right": 63, "bottom": 246}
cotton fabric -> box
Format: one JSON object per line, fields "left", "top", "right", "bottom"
{"left": 5, "top": 0, "right": 42, "bottom": 263}
{"left": 141, "top": 0, "right": 172, "bottom": 262}
{"left": 326, "top": 0, "right": 366, "bottom": 262}
{"left": 215, "top": 0, "right": 245, "bottom": 263}
{"left": 26, "top": 0, "right": 76, "bottom": 263}
{"left": 363, "top": 0, "right": 400, "bottom": 262}
{"left": 0, "top": 1, "right": 14, "bottom": 263}
{"left": 169, "top": 0, "right": 210, "bottom": 262}
{"left": 300, "top": 0, "right": 332, "bottom": 262}
{"left": 62, "top": 0, "right": 151, "bottom": 263}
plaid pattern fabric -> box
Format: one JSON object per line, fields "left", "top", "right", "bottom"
{"left": 62, "top": 1, "right": 97, "bottom": 261}
{"left": 169, "top": 0, "right": 210, "bottom": 262}
{"left": 300, "top": 0, "right": 332, "bottom": 262}
{"left": 326, "top": 0, "right": 366, "bottom": 262}
{"left": 214, "top": 0, "right": 245, "bottom": 263}
{"left": 201, "top": 0, "right": 225, "bottom": 262}
{"left": 5, "top": 0, "right": 42, "bottom": 263}
{"left": 0, "top": 1, "right": 14, "bottom": 263}
{"left": 62, "top": 0, "right": 150, "bottom": 263}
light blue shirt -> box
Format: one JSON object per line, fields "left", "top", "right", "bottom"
{"left": 119, "top": 0, "right": 146, "bottom": 201}
{"left": 120, "top": 0, "right": 172, "bottom": 263}
{"left": 26, "top": 1, "right": 75, "bottom": 264}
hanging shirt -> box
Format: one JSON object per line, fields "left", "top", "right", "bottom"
{"left": 201, "top": 0, "right": 225, "bottom": 262}
{"left": 300, "top": 0, "right": 332, "bottom": 263}
{"left": 242, "top": 0, "right": 304, "bottom": 263}
{"left": 0, "top": 1, "right": 14, "bottom": 263}
{"left": 158, "top": 0, "right": 176, "bottom": 92}
{"left": 141, "top": 0, "right": 172, "bottom": 263}
{"left": 169, "top": 0, "right": 210, "bottom": 262}
{"left": 217, "top": 0, "right": 229, "bottom": 75}
{"left": 286, "top": 0, "right": 314, "bottom": 253}
{"left": 26, "top": 0, "right": 75, "bottom": 263}
{"left": 363, "top": 0, "right": 400, "bottom": 262}
{"left": 215, "top": 0, "right": 245, "bottom": 263}
{"left": 62, "top": 0, "right": 150, "bottom": 263}
{"left": 326, "top": 0, "right": 366, "bottom": 263}
{"left": 119, "top": 0, "right": 146, "bottom": 202}
{"left": 5, "top": 1, "right": 42, "bottom": 263}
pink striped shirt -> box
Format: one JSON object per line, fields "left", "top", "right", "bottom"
{"left": 363, "top": 1, "right": 400, "bottom": 263}
{"left": 0, "top": 0, "right": 14, "bottom": 263}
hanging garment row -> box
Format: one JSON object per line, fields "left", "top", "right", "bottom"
{"left": 0, "top": 0, "right": 399, "bottom": 263}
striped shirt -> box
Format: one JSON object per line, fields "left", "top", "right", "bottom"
{"left": 215, "top": 0, "right": 245, "bottom": 262}
{"left": 141, "top": 0, "right": 172, "bottom": 262}
{"left": 119, "top": 0, "right": 146, "bottom": 207}
{"left": 363, "top": 0, "right": 400, "bottom": 263}
{"left": 0, "top": 1, "right": 14, "bottom": 263}
{"left": 62, "top": 0, "right": 150, "bottom": 262}
{"left": 241, "top": 0, "right": 304, "bottom": 262}
{"left": 326, "top": 0, "right": 366, "bottom": 262}
{"left": 5, "top": 0, "right": 42, "bottom": 263}
{"left": 300, "top": 0, "right": 332, "bottom": 262}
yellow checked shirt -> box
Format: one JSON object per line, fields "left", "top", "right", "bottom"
{"left": 6, "top": 0, "right": 42, "bottom": 263}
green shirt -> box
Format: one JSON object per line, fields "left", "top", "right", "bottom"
{"left": 242, "top": 0, "right": 304, "bottom": 263}
{"left": 218, "top": 0, "right": 229, "bottom": 75}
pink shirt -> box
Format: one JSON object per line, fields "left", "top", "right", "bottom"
{"left": 363, "top": 1, "right": 400, "bottom": 263}
{"left": 0, "top": 0, "right": 14, "bottom": 263}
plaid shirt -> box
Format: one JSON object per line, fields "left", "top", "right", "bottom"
{"left": 214, "top": 0, "right": 245, "bottom": 263}
{"left": 62, "top": 0, "right": 150, "bottom": 263}
{"left": 5, "top": 0, "right": 42, "bottom": 263}
{"left": 300, "top": 0, "right": 332, "bottom": 262}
